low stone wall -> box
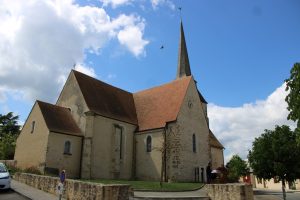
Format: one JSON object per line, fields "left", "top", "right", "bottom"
{"left": 14, "top": 173, "right": 131, "bottom": 200}
{"left": 205, "top": 183, "right": 254, "bottom": 200}
{"left": 0, "top": 160, "right": 17, "bottom": 167}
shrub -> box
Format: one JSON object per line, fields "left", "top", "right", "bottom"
{"left": 7, "top": 165, "right": 22, "bottom": 175}
{"left": 23, "top": 166, "right": 42, "bottom": 175}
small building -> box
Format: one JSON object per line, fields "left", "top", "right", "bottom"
{"left": 14, "top": 22, "right": 224, "bottom": 182}
{"left": 251, "top": 175, "right": 300, "bottom": 190}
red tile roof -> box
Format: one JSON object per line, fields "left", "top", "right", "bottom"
{"left": 134, "top": 76, "right": 192, "bottom": 131}
{"left": 73, "top": 70, "right": 138, "bottom": 125}
{"left": 70, "top": 71, "right": 203, "bottom": 132}
{"left": 37, "top": 100, "right": 82, "bottom": 136}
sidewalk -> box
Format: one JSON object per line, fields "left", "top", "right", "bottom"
{"left": 11, "top": 180, "right": 62, "bottom": 200}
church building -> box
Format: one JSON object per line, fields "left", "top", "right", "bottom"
{"left": 14, "top": 22, "right": 224, "bottom": 182}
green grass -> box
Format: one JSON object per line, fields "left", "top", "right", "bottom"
{"left": 82, "top": 179, "right": 203, "bottom": 191}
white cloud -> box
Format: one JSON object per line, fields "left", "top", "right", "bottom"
{"left": 118, "top": 25, "right": 149, "bottom": 56}
{"left": 0, "top": 0, "right": 148, "bottom": 103}
{"left": 74, "top": 64, "right": 96, "bottom": 78}
{"left": 208, "top": 83, "right": 296, "bottom": 163}
{"left": 100, "top": 0, "right": 133, "bottom": 8}
{"left": 107, "top": 74, "right": 117, "bottom": 79}
{"left": 151, "top": 0, "right": 175, "bottom": 10}
{"left": 100, "top": 0, "right": 175, "bottom": 10}
{"left": 0, "top": 88, "right": 7, "bottom": 103}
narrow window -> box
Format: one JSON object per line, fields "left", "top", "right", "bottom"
{"left": 192, "top": 134, "right": 196, "bottom": 153}
{"left": 120, "top": 128, "right": 123, "bottom": 159}
{"left": 146, "top": 136, "right": 152, "bottom": 152}
{"left": 64, "top": 141, "right": 71, "bottom": 155}
{"left": 115, "top": 126, "right": 123, "bottom": 160}
{"left": 31, "top": 121, "right": 35, "bottom": 133}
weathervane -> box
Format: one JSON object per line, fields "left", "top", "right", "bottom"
{"left": 178, "top": 6, "right": 182, "bottom": 19}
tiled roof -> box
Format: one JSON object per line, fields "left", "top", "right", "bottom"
{"left": 209, "top": 130, "right": 224, "bottom": 149}
{"left": 72, "top": 70, "right": 138, "bottom": 125}
{"left": 37, "top": 100, "right": 82, "bottom": 136}
{"left": 71, "top": 71, "right": 203, "bottom": 132}
{"left": 134, "top": 76, "right": 192, "bottom": 131}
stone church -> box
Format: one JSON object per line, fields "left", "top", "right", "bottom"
{"left": 14, "top": 22, "right": 224, "bottom": 182}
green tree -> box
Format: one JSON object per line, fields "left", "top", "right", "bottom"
{"left": 226, "top": 154, "right": 249, "bottom": 183}
{"left": 0, "top": 112, "right": 20, "bottom": 159}
{"left": 248, "top": 125, "right": 300, "bottom": 200}
{"left": 0, "top": 112, "right": 20, "bottom": 137}
{"left": 285, "top": 63, "right": 300, "bottom": 128}
{"left": 0, "top": 134, "right": 18, "bottom": 160}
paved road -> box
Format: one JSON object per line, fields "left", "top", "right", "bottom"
{"left": 254, "top": 188, "right": 300, "bottom": 200}
{"left": 0, "top": 189, "right": 30, "bottom": 200}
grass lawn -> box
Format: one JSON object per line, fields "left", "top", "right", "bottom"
{"left": 82, "top": 179, "right": 203, "bottom": 191}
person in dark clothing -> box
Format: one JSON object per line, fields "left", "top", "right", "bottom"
{"left": 206, "top": 162, "right": 212, "bottom": 183}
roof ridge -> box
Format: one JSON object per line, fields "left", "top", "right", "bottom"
{"left": 37, "top": 100, "right": 69, "bottom": 110}
{"left": 72, "top": 70, "right": 133, "bottom": 95}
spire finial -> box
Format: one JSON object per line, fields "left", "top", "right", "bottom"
{"left": 176, "top": 20, "right": 191, "bottom": 79}
{"left": 178, "top": 7, "right": 182, "bottom": 19}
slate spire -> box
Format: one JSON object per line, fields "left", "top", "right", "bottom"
{"left": 176, "top": 21, "right": 191, "bottom": 79}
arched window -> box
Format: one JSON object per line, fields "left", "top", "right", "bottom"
{"left": 64, "top": 141, "right": 71, "bottom": 155}
{"left": 146, "top": 136, "right": 152, "bottom": 152}
{"left": 192, "top": 134, "right": 196, "bottom": 153}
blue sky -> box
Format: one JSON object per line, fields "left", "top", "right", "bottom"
{"left": 0, "top": 0, "right": 299, "bottom": 162}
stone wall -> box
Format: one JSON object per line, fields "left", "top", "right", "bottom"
{"left": 210, "top": 147, "right": 224, "bottom": 170}
{"left": 46, "top": 132, "right": 82, "bottom": 178}
{"left": 135, "top": 129, "right": 164, "bottom": 181}
{"left": 14, "top": 173, "right": 131, "bottom": 200}
{"left": 0, "top": 160, "right": 17, "bottom": 167}
{"left": 14, "top": 102, "right": 50, "bottom": 172}
{"left": 167, "top": 80, "right": 210, "bottom": 182}
{"left": 205, "top": 184, "right": 254, "bottom": 200}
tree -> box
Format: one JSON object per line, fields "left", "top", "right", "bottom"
{"left": 248, "top": 125, "right": 300, "bottom": 200}
{"left": 285, "top": 63, "right": 300, "bottom": 128}
{"left": 226, "top": 154, "right": 249, "bottom": 183}
{"left": 0, "top": 134, "right": 18, "bottom": 160}
{"left": 0, "top": 112, "right": 20, "bottom": 137}
{"left": 0, "top": 112, "right": 20, "bottom": 159}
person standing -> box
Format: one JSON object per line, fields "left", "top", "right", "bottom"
{"left": 206, "top": 162, "right": 212, "bottom": 183}
{"left": 60, "top": 170, "right": 66, "bottom": 183}
{"left": 57, "top": 170, "right": 66, "bottom": 200}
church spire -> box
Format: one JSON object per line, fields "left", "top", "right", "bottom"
{"left": 176, "top": 21, "right": 191, "bottom": 79}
